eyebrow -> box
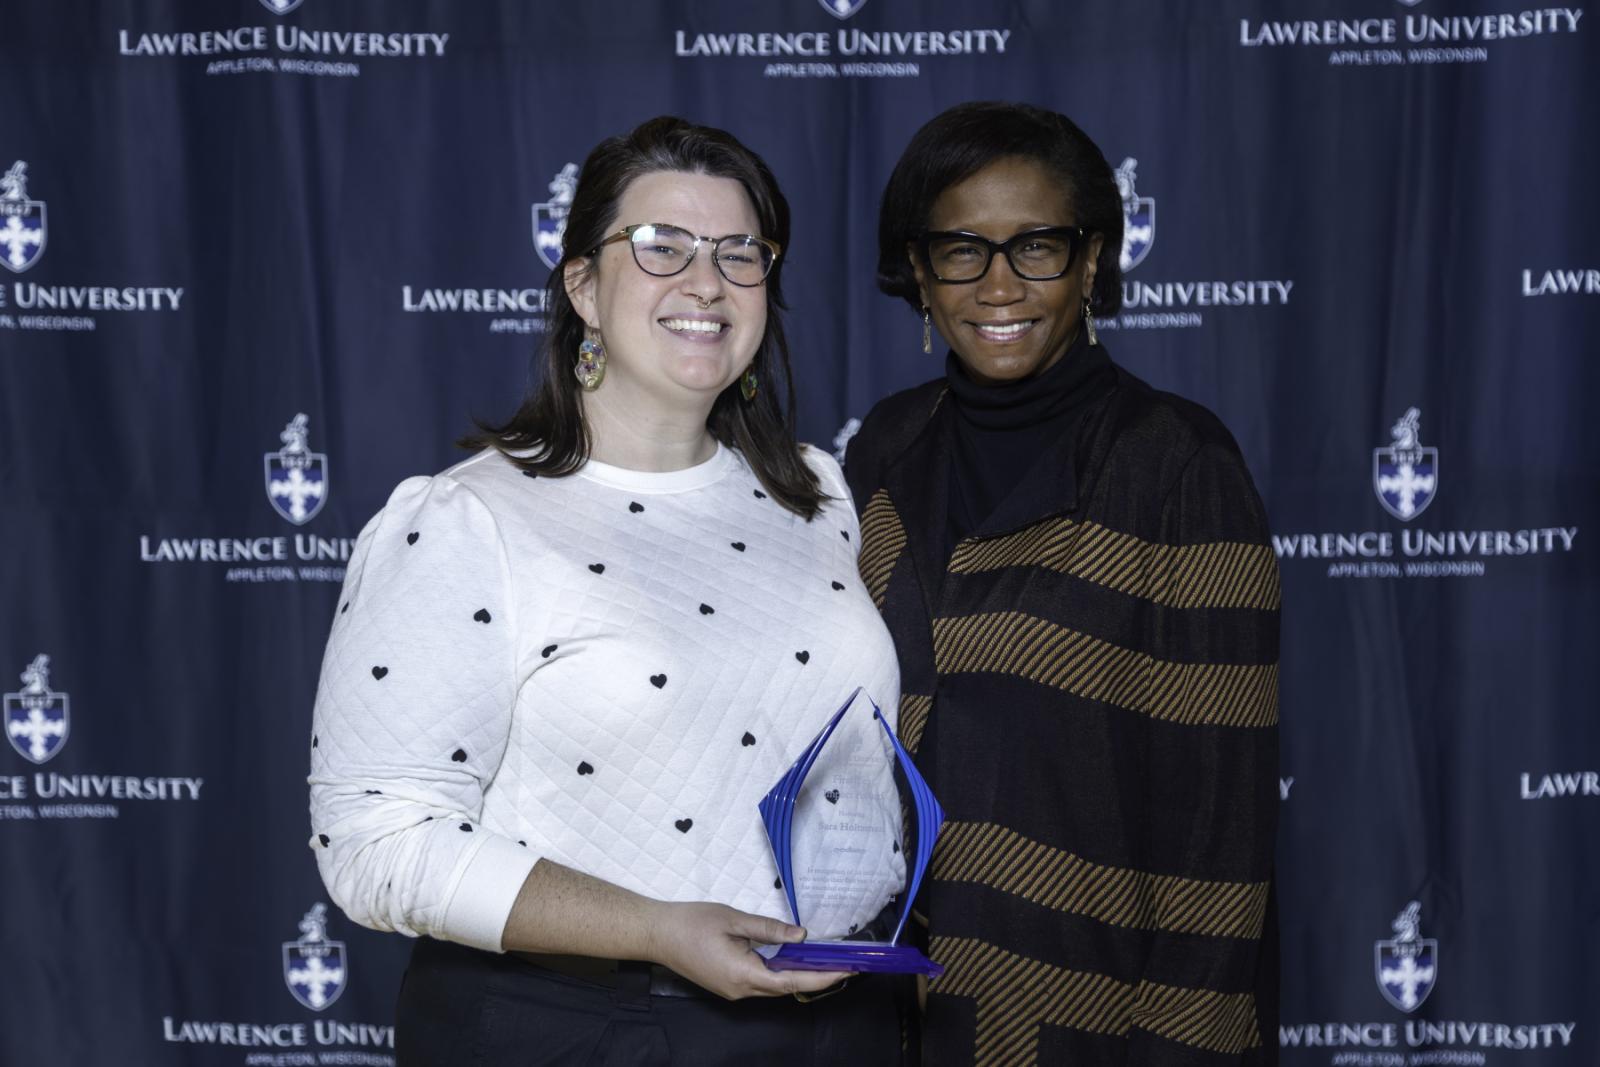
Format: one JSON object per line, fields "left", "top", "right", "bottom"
{"left": 928, "top": 222, "right": 1070, "bottom": 236}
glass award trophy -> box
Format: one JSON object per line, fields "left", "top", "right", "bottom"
{"left": 757, "top": 687, "right": 945, "bottom": 977}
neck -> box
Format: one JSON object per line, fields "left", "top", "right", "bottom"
{"left": 581, "top": 386, "right": 720, "bottom": 472}
{"left": 945, "top": 326, "right": 1106, "bottom": 430}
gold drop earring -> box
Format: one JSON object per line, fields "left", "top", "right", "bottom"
{"left": 575, "top": 336, "right": 605, "bottom": 390}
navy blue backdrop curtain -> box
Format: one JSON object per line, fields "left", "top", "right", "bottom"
{"left": 2, "top": 2, "right": 1595, "bottom": 1063}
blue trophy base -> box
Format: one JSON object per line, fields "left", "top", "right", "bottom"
{"left": 761, "top": 940, "right": 945, "bottom": 977}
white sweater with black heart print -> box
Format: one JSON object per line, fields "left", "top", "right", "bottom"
{"left": 308, "top": 442, "right": 903, "bottom": 953}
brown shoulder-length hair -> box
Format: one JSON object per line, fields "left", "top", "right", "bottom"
{"left": 461, "top": 116, "right": 824, "bottom": 519}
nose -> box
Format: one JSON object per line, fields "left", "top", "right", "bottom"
{"left": 680, "top": 242, "right": 726, "bottom": 305}
{"left": 975, "top": 250, "right": 1026, "bottom": 305}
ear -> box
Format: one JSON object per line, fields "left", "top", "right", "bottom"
{"left": 907, "top": 242, "right": 931, "bottom": 308}
{"left": 1081, "top": 233, "right": 1105, "bottom": 300}
{"left": 564, "top": 257, "right": 599, "bottom": 330}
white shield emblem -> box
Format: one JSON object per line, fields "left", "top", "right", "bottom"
{"left": 1373, "top": 407, "right": 1437, "bottom": 521}
{"left": 6, "top": 655, "right": 68, "bottom": 765}
{"left": 1373, "top": 446, "right": 1438, "bottom": 520}
{"left": 5, "top": 690, "right": 69, "bottom": 764}
{"left": 265, "top": 450, "right": 329, "bottom": 525}
{"left": 1121, "top": 196, "right": 1155, "bottom": 273}
{"left": 1114, "top": 158, "right": 1154, "bottom": 273}
{"left": 283, "top": 940, "right": 347, "bottom": 1010}
{"left": 1375, "top": 937, "right": 1438, "bottom": 1012}
{"left": 259, "top": 0, "right": 306, "bottom": 14}
{"left": 0, "top": 199, "right": 46, "bottom": 274}
{"left": 818, "top": 0, "right": 870, "bottom": 18}
{"left": 265, "top": 413, "right": 329, "bottom": 525}
{"left": 532, "top": 163, "right": 580, "bottom": 271}
{"left": 532, "top": 202, "right": 566, "bottom": 271}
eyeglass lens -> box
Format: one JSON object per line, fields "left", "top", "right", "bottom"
{"left": 926, "top": 231, "right": 1076, "bottom": 282}
{"left": 627, "top": 224, "right": 774, "bottom": 286}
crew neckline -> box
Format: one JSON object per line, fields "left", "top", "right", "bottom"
{"left": 575, "top": 440, "right": 737, "bottom": 493}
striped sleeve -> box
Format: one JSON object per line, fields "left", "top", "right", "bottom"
{"left": 1129, "top": 442, "right": 1280, "bottom": 1065}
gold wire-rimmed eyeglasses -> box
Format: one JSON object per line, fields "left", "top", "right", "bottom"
{"left": 592, "top": 223, "right": 782, "bottom": 287}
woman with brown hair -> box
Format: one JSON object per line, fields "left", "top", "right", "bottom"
{"left": 309, "top": 116, "right": 906, "bottom": 1065}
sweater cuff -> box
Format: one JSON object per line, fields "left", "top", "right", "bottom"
{"left": 441, "top": 835, "right": 539, "bottom": 953}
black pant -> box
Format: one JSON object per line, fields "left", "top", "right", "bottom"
{"left": 396, "top": 937, "right": 907, "bottom": 1067}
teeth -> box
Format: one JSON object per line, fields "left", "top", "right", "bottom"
{"left": 975, "top": 321, "right": 1034, "bottom": 338}
{"left": 660, "top": 318, "right": 725, "bottom": 334}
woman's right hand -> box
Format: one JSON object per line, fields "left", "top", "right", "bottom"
{"left": 645, "top": 900, "right": 854, "bottom": 1000}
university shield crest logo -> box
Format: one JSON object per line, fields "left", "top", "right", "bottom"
{"left": 818, "top": 0, "right": 870, "bottom": 18}
{"left": 5, "top": 654, "right": 69, "bottom": 765}
{"left": 283, "top": 904, "right": 348, "bottom": 1011}
{"left": 1375, "top": 900, "right": 1438, "bottom": 1012}
{"left": 1115, "top": 158, "right": 1155, "bottom": 272}
{"left": 0, "top": 161, "right": 47, "bottom": 274}
{"left": 264, "top": 413, "right": 329, "bottom": 526}
{"left": 532, "top": 163, "right": 579, "bottom": 271}
{"left": 1373, "top": 407, "right": 1438, "bottom": 521}
{"left": 259, "top": 0, "right": 306, "bottom": 14}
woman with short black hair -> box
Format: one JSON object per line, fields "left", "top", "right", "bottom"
{"left": 310, "top": 116, "right": 906, "bottom": 1065}
{"left": 847, "top": 100, "right": 1280, "bottom": 1066}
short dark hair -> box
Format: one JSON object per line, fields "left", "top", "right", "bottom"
{"left": 462, "top": 116, "right": 824, "bottom": 518}
{"left": 877, "top": 101, "right": 1124, "bottom": 317}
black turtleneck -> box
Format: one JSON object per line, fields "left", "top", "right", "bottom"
{"left": 943, "top": 329, "right": 1116, "bottom": 554}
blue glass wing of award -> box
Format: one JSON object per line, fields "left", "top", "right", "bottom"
{"left": 757, "top": 687, "right": 945, "bottom": 977}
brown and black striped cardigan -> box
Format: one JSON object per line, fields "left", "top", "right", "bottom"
{"left": 845, "top": 363, "right": 1280, "bottom": 1066}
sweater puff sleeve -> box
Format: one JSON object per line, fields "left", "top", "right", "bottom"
{"left": 307, "top": 474, "right": 537, "bottom": 953}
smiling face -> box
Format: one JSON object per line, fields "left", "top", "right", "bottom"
{"left": 566, "top": 169, "right": 767, "bottom": 412}
{"left": 911, "top": 157, "right": 1103, "bottom": 386}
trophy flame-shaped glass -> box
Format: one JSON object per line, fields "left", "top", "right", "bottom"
{"left": 757, "top": 687, "right": 945, "bottom": 977}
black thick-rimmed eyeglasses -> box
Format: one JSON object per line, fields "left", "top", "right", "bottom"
{"left": 592, "top": 223, "right": 782, "bottom": 287}
{"left": 917, "top": 226, "right": 1087, "bottom": 283}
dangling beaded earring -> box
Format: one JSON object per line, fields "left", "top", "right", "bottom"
{"left": 575, "top": 336, "right": 605, "bottom": 390}
{"left": 740, "top": 365, "right": 759, "bottom": 402}
{"left": 1082, "top": 298, "right": 1098, "bottom": 347}
{"left": 921, "top": 307, "right": 932, "bottom": 354}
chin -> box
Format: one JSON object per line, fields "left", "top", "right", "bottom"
{"left": 665, "top": 360, "right": 737, "bottom": 394}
